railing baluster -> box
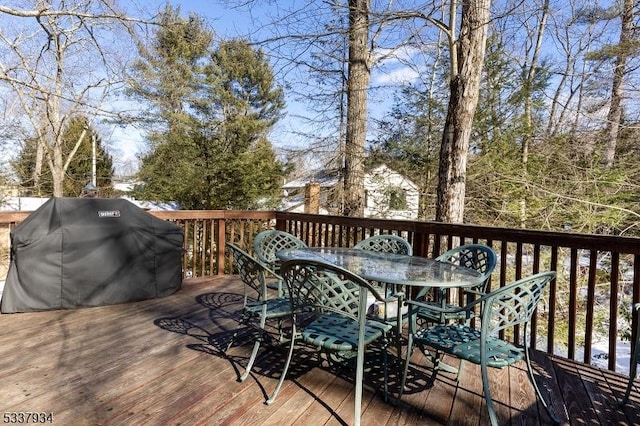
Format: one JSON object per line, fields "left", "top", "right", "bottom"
{"left": 609, "top": 252, "right": 620, "bottom": 370}
{"left": 548, "top": 246, "right": 559, "bottom": 354}
{"left": 584, "top": 250, "right": 598, "bottom": 364}
{"left": 568, "top": 248, "right": 578, "bottom": 360}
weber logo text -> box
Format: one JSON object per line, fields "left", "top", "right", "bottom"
{"left": 97, "top": 210, "right": 121, "bottom": 218}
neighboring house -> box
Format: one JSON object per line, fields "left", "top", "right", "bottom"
{"left": 281, "top": 164, "right": 419, "bottom": 220}
{"left": 364, "top": 165, "right": 419, "bottom": 220}
{"left": 281, "top": 168, "right": 339, "bottom": 215}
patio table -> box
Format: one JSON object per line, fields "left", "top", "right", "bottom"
{"left": 276, "top": 246, "right": 483, "bottom": 289}
{"left": 276, "top": 247, "right": 484, "bottom": 375}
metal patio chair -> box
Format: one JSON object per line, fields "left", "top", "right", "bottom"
{"left": 621, "top": 303, "right": 640, "bottom": 406}
{"left": 399, "top": 271, "right": 561, "bottom": 426}
{"left": 253, "top": 230, "right": 307, "bottom": 295}
{"left": 267, "top": 259, "right": 398, "bottom": 426}
{"left": 354, "top": 234, "right": 413, "bottom": 354}
{"left": 353, "top": 233, "right": 412, "bottom": 310}
{"left": 354, "top": 233, "right": 413, "bottom": 256}
{"left": 253, "top": 230, "right": 308, "bottom": 272}
{"left": 414, "top": 244, "right": 497, "bottom": 324}
{"left": 225, "top": 243, "right": 294, "bottom": 382}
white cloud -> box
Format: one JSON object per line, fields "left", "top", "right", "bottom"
{"left": 373, "top": 67, "right": 421, "bottom": 86}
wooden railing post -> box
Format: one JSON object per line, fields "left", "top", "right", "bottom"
{"left": 217, "top": 218, "right": 226, "bottom": 275}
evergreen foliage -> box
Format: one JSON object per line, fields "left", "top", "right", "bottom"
{"left": 12, "top": 117, "right": 114, "bottom": 197}
{"left": 129, "top": 7, "right": 287, "bottom": 210}
{"left": 369, "top": 84, "right": 445, "bottom": 218}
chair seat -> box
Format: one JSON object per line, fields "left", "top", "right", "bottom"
{"left": 246, "top": 298, "right": 293, "bottom": 318}
{"left": 416, "top": 301, "right": 474, "bottom": 322}
{"left": 414, "top": 324, "right": 525, "bottom": 368}
{"left": 302, "top": 312, "right": 392, "bottom": 351}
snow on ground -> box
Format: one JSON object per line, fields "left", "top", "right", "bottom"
{"left": 0, "top": 196, "right": 179, "bottom": 212}
{"left": 588, "top": 338, "right": 634, "bottom": 375}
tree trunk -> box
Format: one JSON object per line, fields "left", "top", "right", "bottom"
{"left": 603, "top": 0, "right": 633, "bottom": 168}
{"left": 435, "top": 0, "right": 491, "bottom": 223}
{"left": 34, "top": 137, "right": 43, "bottom": 196}
{"left": 342, "top": 0, "right": 370, "bottom": 217}
{"left": 520, "top": 0, "right": 549, "bottom": 228}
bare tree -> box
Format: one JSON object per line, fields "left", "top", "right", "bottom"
{"left": 602, "top": 0, "right": 636, "bottom": 168}
{"left": 0, "top": 1, "right": 140, "bottom": 196}
{"left": 435, "top": 0, "right": 492, "bottom": 223}
{"left": 342, "top": 0, "right": 371, "bottom": 217}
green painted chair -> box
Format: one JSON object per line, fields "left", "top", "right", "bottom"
{"left": 267, "top": 259, "right": 397, "bottom": 426}
{"left": 253, "top": 230, "right": 307, "bottom": 295}
{"left": 415, "top": 244, "right": 497, "bottom": 324}
{"left": 354, "top": 234, "right": 413, "bottom": 256}
{"left": 353, "top": 233, "right": 412, "bottom": 314}
{"left": 253, "top": 230, "right": 308, "bottom": 271}
{"left": 621, "top": 303, "right": 640, "bottom": 406}
{"left": 225, "top": 243, "right": 294, "bottom": 382}
{"left": 399, "top": 271, "right": 561, "bottom": 426}
{"left": 354, "top": 234, "right": 412, "bottom": 355}
{"left": 253, "top": 230, "right": 307, "bottom": 296}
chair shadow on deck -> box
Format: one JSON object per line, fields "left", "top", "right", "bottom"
{"left": 153, "top": 290, "right": 635, "bottom": 425}
{"left": 152, "top": 291, "right": 441, "bottom": 419}
{"left": 153, "top": 291, "right": 321, "bottom": 402}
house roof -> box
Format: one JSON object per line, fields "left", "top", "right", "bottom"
{"left": 283, "top": 164, "right": 418, "bottom": 191}
{"left": 282, "top": 168, "right": 341, "bottom": 190}
{"left": 366, "top": 164, "right": 418, "bottom": 191}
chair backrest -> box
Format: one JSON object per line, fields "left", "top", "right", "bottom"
{"left": 280, "top": 259, "right": 385, "bottom": 320}
{"left": 253, "top": 230, "right": 307, "bottom": 268}
{"left": 480, "top": 271, "right": 556, "bottom": 336}
{"left": 226, "top": 242, "right": 272, "bottom": 301}
{"left": 436, "top": 244, "right": 497, "bottom": 291}
{"left": 354, "top": 234, "right": 413, "bottom": 256}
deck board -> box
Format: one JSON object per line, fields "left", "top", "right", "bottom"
{"left": 1, "top": 275, "right": 638, "bottom": 425}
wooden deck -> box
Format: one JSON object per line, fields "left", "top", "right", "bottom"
{"left": 1, "top": 276, "right": 639, "bottom": 425}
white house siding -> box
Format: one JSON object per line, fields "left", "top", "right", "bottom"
{"left": 363, "top": 165, "right": 419, "bottom": 220}
{"left": 281, "top": 164, "right": 420, "bottom": 220}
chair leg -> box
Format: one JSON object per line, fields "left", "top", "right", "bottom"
{"left": 621, "top": 331, "right": 639, "bottom": 406}
{"left": 239, "top": 338, "right": 262, "bottom": 382}
{"left": 225, "top": 311, "right": 247, "bottom": 353}
{"left": 523, "top": 348, "right": 562, "bottom": 424}
{"left": 225, "top": 330, "right": 237, "bottom": 353}
{"left": 454, "top": 359, "right": 465, "bottom": 381}
{"left": 621, "top": 358, "right": 637, "bottom": 406}
{"left": 480, "top": 359, "right": 499, "bottom": 426}
{"left": 266, "top": 326, "right": 297, "bottom": 405}
{"left": 398, "top": 333, "right": 415, "bottom": 400}
{"left": 382, "top": 335, "right": 389, "bottom": 402}
{"left": 418, "top": 343, "right": 455, "bottom": 378}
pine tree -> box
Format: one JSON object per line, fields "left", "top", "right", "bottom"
{"left": 13, "top": 116, "right": 114, "bottom": 197}
{"left": 130, "top": 9, "right": 287, "bottom": 209}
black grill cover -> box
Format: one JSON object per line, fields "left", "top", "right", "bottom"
{"left": 1, "top": 198, "right": 184, "bottom": 313}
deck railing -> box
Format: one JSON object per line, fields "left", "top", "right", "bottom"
{"left": 1, "top": 209, "right": 639, "bottom": 376}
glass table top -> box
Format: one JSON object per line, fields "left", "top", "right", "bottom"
{"left": 276, "top": 247, "right": 482, "bottom": 288}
